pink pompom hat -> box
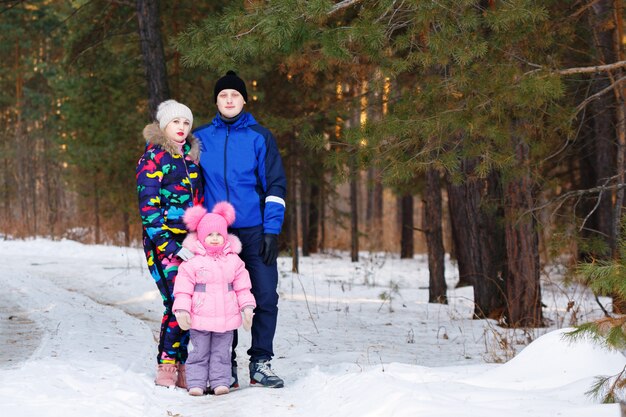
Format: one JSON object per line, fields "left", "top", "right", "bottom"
{"left": 183, "top": 202, "right": 236, "bottom": 245}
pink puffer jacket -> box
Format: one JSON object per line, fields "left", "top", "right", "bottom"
{"left": 172, "top": 232, "right": 256, "bottom": 333}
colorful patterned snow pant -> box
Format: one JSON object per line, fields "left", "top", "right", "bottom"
{"left": 142, "top": 233, "right": 188, "bottom": 364}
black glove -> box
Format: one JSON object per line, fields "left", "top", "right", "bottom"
{"left": 259, "top": 233, "right": 278, "bottom": 265}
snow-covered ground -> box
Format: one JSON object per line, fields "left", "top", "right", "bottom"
{"left": 1, "top": 238, "right": 624, "bottom": 417}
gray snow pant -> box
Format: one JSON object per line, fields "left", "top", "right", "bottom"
{"left": 186, "top": 329, "right": 234, "bottom": 390}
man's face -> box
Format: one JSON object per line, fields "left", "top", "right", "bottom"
{"left": 216, "top": 89, "right": 246, "bottom": 118}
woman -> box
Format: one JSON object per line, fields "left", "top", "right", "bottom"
{"left": 136, "top": 99, "right": 203, "bottom": 388}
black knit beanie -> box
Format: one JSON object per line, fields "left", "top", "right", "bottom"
{"left": 214, "top": 70, "right": 248, "bottom": 103}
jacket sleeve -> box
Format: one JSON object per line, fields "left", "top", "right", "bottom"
{"left": 258, "top": 129, "right": 287, "bottom": 234}
{"left": 172, "top": 262, "right": 194, "bottom": 313}
{"left": 232, "top": 257, "right": 256, "bottom": 310}
{"left": 136, "top": 148, "right": 181, "bottom": 257}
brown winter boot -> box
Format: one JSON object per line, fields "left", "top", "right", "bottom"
{"left": 155, "top": 363, "right": 177, "bottom": 387}
{"left": 176, "top": 363, "right": 187, "bottom": 389}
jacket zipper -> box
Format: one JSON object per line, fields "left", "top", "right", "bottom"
{"left": 181, "top": 148, "right": 195, "bottom": 204}
{"left": 224, "top": 126, "right": 230, "bottom": 202}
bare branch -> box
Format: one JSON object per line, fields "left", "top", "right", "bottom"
{"left": 329, "top": 0, "right": 363, "bottom": 15}
{"left": 235, "top": 21, "right": 263, "bottom": 39}
{"left": 527, "top": 60, "right": 626, "bottom": 76}
{"left": 232, "top": 0, "right": 361, "bottom": 40}
{"left": 522, "top": 179, "right": 626, "bottom": 228}
{"left": 0, "top": 0, "right": 24, "bottom": 14}
{"left": 557, "top": 60, "right": 626, "bottom": 75}
{"left": 569, "top": 0, "right": 604, "bottom": 19}
{"left": 580, "top": 182, "right": 605, "bottom": 232}
{"left": 575, "top": 76, "right": 626, "bottom": 115}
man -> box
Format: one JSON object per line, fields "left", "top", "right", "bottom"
{"left": 193, "top": 70, "right": 287, "bottom": 388}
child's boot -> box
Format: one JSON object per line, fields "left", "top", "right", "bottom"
{"left": 155, "top": 363, "right": 177, "bottom": 387}
{"left": 188, "top": 387, "right": 204, "bottom": 396}
{"left": 213, "top": 386, "right": 229, "bottom": 395}
{"left": 176, "top": 364, "right": 187, "bottom": 389}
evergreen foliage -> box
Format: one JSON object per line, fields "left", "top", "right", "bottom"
{"left": 55, "top": 1, "right": 145, "bottom": 242}
{"left": 567, "top": 223, "right": 626, "bottom": 403}
{"left": 0, "top": 2, "right": 624, "bottom": 288}
{"left": 176, "top": 1, "right": 572, "bottom": 189}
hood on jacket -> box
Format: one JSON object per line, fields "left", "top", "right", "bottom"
{"left": 182, "top": 232, "right": 242, "bottom": 257}
{"left": 142, "top": 122, "right": 200, "bottom": 162}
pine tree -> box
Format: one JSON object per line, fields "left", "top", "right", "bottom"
{"left": 0, "top": 0, "right": 69, "bottom": 237}
{"left": 175, "top": 1, "right": 579, "bottom": 326}
{"left": 57, "top": 0, "right": 146, "bottom": 243}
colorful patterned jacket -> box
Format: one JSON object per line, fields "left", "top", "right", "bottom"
{"left": 136, "top": 122, "right": 204, "bottom": 257}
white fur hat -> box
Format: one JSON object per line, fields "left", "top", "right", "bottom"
{"left": 156, "top": 99, "right": 193, "bottom": 130}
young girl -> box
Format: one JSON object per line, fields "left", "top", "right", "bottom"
{"left": 173, "top": 202, "right": 256, "bottom": 396}
{"left": 136, "top": 100, "right": 203, "bottom": 388}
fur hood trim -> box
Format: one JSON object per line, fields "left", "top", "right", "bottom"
{"left": 142, "top": 122, "right": 200, "bottom": 162}
{"left": 182, "top": 232, "right": 242, "bottom": 256}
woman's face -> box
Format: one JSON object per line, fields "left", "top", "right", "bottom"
{"left": 164, "top": 118, "right": 191, "bottom": 143}
{"left": 216, "top": 89, "right": 246, "bottom": 119}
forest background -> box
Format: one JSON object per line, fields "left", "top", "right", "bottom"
{"left": 1, "top": 0, "right": 626, "bottom": 331}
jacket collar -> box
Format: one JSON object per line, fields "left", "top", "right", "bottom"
{"left": 182, "top": 232, "right": 243, "bottom": 257}
{"left": 142, "top": 122, "right": 200, "bottom": 162}
{"left": 211, "top": 111, "right": 257, "bottom": 129}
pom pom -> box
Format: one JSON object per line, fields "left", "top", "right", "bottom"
{"left": 212, "top": 201, "right": 236, "bottom": 226}
{"left": 183, "top": 205, "right": 208, "bottom": 231}
{"left": 182, "top": 232, "right": 199, "bottom": 251}
{"left": 157, "top": 99, "right": 176, "bottom": 113}
{"left": 227, "top": 234, "right": 242, "bottom": 254}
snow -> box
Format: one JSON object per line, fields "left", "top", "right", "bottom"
{"left": 1, "top": 238, "right": 624, "bottom": 417}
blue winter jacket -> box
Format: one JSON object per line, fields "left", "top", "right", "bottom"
{"left": 193, "top": 112, "right": 287, "bottom": 234}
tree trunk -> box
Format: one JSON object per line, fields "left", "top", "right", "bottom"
{"left": 588, "top": 1, "right": 619, "bottom": 255}
{"left": 589, "top": 0, "right": 626, "bottom": 312}
{"left": 2, "top": 152, "right": 9, "bottom": 235}
{"left": 15, "top": 38, "right": 31, "bottom": 236}
{"left": 447, "top": 180, "right": 474, "bottom": 289}
{"left": 576, "top": 122, "right": 599, "bottom": 250}
{"left": 447, "top": 161, "right": 507, "bottom": 319}
{"left": 319, "top": 184, "right": 326, "bottom": 252}
{"left": 399, "top": 194, "right": 414, "bottom": 259}
{"left": 478, "top": 169, "right": 508, "bottom": 319}
{"left": 136, "top": 0, "right": 170, "bottom": 119}
{"left": 608, "top": 0, "right": 625, "bottom": 259}
{"left": 504, "top": 138, "right": 543, "bottom": 328}
{"left": 300, "top": 173, "right": 310, "bottom": 257}
{"left": 43, "top": 132, "right": 59, "bottom": 238}
{"left": 122, "top": 210, "right": 130, "bottom": 247}
{"left": 424, "top": 168, "right": 447, "bottom": 304}
{"left": 307, "top": 182, "right": 320, "bottom": 254}
{"left": 367, "top": 167, "right": 384, "bottom": 249}
{"left": 94, "top": 176, "right": 101, "bottom": 245}
{"left": 289, "top": 132, "right": 299, "bottom": 272}
{"left": 31, "top": 136, "right": 37, "bottom": 237}
{"left": 349, "top": 153, "right": 359, "bottom": 262}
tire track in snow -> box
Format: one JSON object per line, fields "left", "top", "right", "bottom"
{"left": 0, "top": 289, "right": 43, "bottom": 369}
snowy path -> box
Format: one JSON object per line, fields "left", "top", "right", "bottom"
{"left": 0, "top": 290, "right": 41, "bottom": 370}
{"left": 1, "top": 238, "right": 624, "bottom": 417}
